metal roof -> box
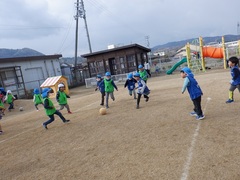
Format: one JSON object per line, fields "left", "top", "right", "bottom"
{"left": 0, "top": 54, "right": 62, "bottom": 62}
{"left": 81, "top": 44, "right": 151, "bottom": 58}
{"left": 40, "top": 76, "right": 67, "bottom": 87}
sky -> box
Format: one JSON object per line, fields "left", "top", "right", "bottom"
{"left": 0, "top": 0, "right": 240, "bottom": 57}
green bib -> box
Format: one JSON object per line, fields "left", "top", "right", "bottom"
{"left": 43, "top": 98, "right": 56, "bottom": 115}
{"left": 104, "top": 79, "right": 114, "bottom": 93}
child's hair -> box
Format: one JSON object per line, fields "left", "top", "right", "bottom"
{"left": 228, "top": 56, "right": 239, "bottom": 65}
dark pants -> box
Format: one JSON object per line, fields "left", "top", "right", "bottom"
{"left": 146, "top": 69, "right": 151, "bottom": 77}
{"left": 137, "top": 93, "right": 149, "bottom": 106}
{"left": 100, "top": 92, "right": 105, "bottom": 105}
{"left": 43, "top": 110, "right": 66, "bottom": 126}
{"left": 8, "top": 102, "right": 14, "bottom": 110}
{"left": 35, "top": 103, "right": 43, "bottom": 110}
{"left": 192, "top": 96, "right": 203, "bottom": 116}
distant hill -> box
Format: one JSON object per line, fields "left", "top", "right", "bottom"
{"left": 0, "top": 48, "right": 44, "bottom": 58}
{"left": 152, "top": 34, "right": 240, "bottom": 52}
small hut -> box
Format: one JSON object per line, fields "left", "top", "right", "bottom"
{"left": 40, "top": 76, "right": 69, "bottom": 98}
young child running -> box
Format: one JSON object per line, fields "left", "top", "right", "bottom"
{"left": 42, "top": 88, "right": 70, "bottom": 129}
{"left": 124, "top": 73, "right": 137, "bottom": 99}
{"left": 104, "top": 72, "right": 118, "bottom": 108}
{"left": 95, "top": 75, "right": 105, "bottom": 106}
{"left": 33, "top": 88, "right": 43, "bottom": 111}
{"left": 133, "top": 72, "right": 150, "bottom": 109}
{"left": 56, "top": 84, "right": 72, "bottom": 114}
{"left": 4, "top": 90, "right": 16, "bottom": 112}
{"left": 180, "top": 67, "right": 205, "bottom": 120}
{"left": 225, "top": 56, "right": 240, "bottom": 103}
{"left": 138, "top": 65, "right": 148, "bottom": 83}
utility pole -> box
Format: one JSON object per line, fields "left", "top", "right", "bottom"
{"left": 73, "top": 0, "right": 92, "bottom": 82}
{"left": 145, "top": 36, "right": 152, "bottom": 65}
{"left": 74, "top": 0, "right": 80, "bottom": 82}
{"left": 237, "top": 22, "right": 240, "bottom": 35}
{"left": 80, "top": 0, "right": 92, "bottom": 53}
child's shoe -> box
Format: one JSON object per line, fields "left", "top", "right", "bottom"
{"left": 106, "top": 105, "right": 109, "bottom": 109}
{"left": 190, "top": 111, "right": 197, "bottom": 116}
{"left": 196, "top": 115, "right": 205, "bottom": 120}
{"left": 43, "top": 123, "right": 48, "bottom": 129}
{"left": 145, "top": 97, "right": 149, "bottom": 102}
{"left": 136, "top": 105, "right": 139, "bottom": 109}
{"left": 226, "top": 99, "right": 234, "bottom": 103}
{"left": 64, "top": 120, "right": 70, "bottom": 123}
{"left": 100, "top": 103, "right": 104, "bottom": 106}
{"left": 68, "top": 111, "right": 72, "bottom": 114}
{"left": 0, "top": 131, "right": 3, "bottom": 135}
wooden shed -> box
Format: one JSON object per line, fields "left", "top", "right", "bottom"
{"left": 40, "top": 76, "right": 69, "bottom": 98}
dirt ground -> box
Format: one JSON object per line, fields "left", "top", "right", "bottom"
{"left": 0, "top": 69, "right": 240, "bottom": 180}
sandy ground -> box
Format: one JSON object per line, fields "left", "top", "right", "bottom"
{"left": 0, "top": 69, "right": 240, "bottom": 180}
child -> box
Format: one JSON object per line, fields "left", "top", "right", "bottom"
{"left": 133, "top": 72, "right": 150, "bottom": 109}
{"left": 138, "top": 64, "right": 148, "bottom": 83}
{"left": 95, "top": 75, "right": 105, "bottom": 106}
{"left": 56, "top": 84, "right": 72, "bottom": 114}
{"left": 42, "top": 88, "right": 70, "bottom": 129}
{"left": 104, "top": 72, "right": 118, "bottom": 108}
{"left": 0, "top": 97, "right": 5, "bottom": 116}
{"left": 225, "top": 56, "right": 240, "bottom": 103}
{"left": 180, "top": 67, "right": 205, "bottom": 120}
{"left": 0, "top": 88, "right": 6, "bottom": 103}
{"left": 33, "top": 88, "right": 43, "bottom": 111}
{"left": 124, "top": 73, "right": 137, "bottom": 99}
{"left": 4, "top": 90, "right": 16, "bottom": 112}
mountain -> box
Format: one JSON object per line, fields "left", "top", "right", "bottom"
{"left": 0, "top": 48, "right": 44, "bottom": 58}
{"left": 152, "top": 34, "right": 240, "bottom": 52}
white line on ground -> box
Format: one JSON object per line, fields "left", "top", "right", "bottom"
{"left": 180, "top": 97, "right": 211, "bottom": 180}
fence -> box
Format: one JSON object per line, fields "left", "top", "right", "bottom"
{"left": 85, "top": 73, "right": 136, "bottom": 88}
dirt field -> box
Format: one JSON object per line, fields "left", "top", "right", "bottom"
{"left": 0, "top": 69, "right": 240, "bottom": 180}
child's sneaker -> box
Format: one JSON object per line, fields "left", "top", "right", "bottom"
{"left": 226, "top": 99, "right": 234, "bottom": 103}
{"left": 196, "top": 115, "right": 205, "bottom": 120}
{"left": 136, "top": 105, "right": 139, "bottom": 109}
{"left": 145, "top": 97, "right": 149, "bottom": 102}
{"left": 68, "top": 111, "right": 72, "bottom": 114}
{"left": 0, "top": 131, "right": 3, "bottom": 135}
{"left": 64, "top": 120, "right": 70, "bottom": 123}
{"left": 190, "top": 111, "right": 197, "bottom": 116}
{"left": 43, "top": 123, "right": 48, "bottom": 129}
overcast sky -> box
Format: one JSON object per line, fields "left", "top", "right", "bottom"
{"left": 0, "top": 0, "right": 239, "bottom": 57}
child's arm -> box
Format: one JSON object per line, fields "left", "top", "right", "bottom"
{"left": 56, "top": 92, "right": 60, "bottom": 102}
{"left": 182, "top": 77, "right": 190, "bottom": 94}
{"left": 124, "top": 80, "right": 128, "bottom": 88}
{"left": 112, "top": 81, "right": 118, "bottom": 91}
{"left": 44, "top": 99, "right": 54, "bottom": 109}
{"left": 232, "top": 68, "right": 240, "bottom": 81}
{"left": 140, "top": 80, "right": 147, "bottom": 94}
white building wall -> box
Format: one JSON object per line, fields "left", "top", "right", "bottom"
{"left": 0, "top": 58, "right": 62, "bottom": 91}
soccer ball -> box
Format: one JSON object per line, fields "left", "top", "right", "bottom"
{"left": 19, "top": 107, "right": 24, "bottom": 111}
{"left": 99, "top": 108, "right": 106, "bottom": 115}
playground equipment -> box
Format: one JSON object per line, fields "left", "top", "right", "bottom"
{"left": 166, "top": 58, "right": 187, "bottom": 75}
{"left": 166, "top": 36, "right": 240, "bottom": 74}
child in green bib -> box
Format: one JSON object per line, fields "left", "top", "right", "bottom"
{"left": 42, "top": 88, "right": 70, "bottom": 129}
{"left": 104, "top": 72, "right": 118, "bottom": 109}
